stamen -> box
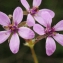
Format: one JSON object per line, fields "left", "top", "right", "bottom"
{"left": 45, "top": 27, "right": 56, "bottom": 37}
{"left": 29, "top": 7, "right": 38, "bottom": 15}
{"left": 8, "top": 24, "right": 18, "bottom": 33}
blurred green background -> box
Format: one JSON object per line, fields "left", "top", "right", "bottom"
{"left": 0, "top": 0, "right": 63, "bottom": 63}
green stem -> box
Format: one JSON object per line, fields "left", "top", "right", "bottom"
{"left": 30, "top": 47, "right": 38, "bottom": 63}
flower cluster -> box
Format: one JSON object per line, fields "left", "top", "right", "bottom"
{"left": 0, "top": 0, "right": 63, "bottom": 57}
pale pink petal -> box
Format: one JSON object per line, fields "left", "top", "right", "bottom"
{"left": 26, "top": 14, "right": 35, "bottom": 27}
{"left": 46, "top": 37, "right": 56, "bottom": 56}
{"left": 34, "top": 11, "right": 47, "bottom": 27}
{"left": 9, "top": 33, "right": 20, "bottom": 54}
{"left": 53, "top": 20, "right": 63, "bottom": 31}
{"left": 0, "top": 30, "right": 11, "bottom": 44}
{"left": 0, "top": 12, "right": 10, "bottom": 26}
{"left": 20, "top": 0, "right": 30, "bottom": 11}
{"left": 33, "top": 0, "right": 42, "bottom": 7}
{"left": 18, "top": 27, "right": 35, "bottom": 39}
{"left": 40, "top": 9, "right": 55, "bottom": 18}
{"left": 33, "top": 24, "right": 45, "bottom": 35}
{"left": 38, "top": 9, "right": 52, "bottom": 27}
{"left": 13, "top": 7, "right": 23, "bottom": 25}
{"left": 53, "top": 33, "right": 63, "bottom": 46}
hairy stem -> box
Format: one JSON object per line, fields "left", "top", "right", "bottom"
{"left": 30, "top": 47, "right": 38, "bottom": 63}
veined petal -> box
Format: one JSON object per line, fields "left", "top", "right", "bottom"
{"left": 0, "top": 30, "right": 11, "bottom": 44}
{"left": 18, "top": 27, "right": 35, "bottom": 39}
{"left": 0, "top": 12, "right": 10, "bottom": 26}
{"left": 20, "top": 0, "right": 30, "bottom": 11}
{"left": 40, "top": 9, "right": 55, "bottom": 18}
{"left": 9, "top": 33, "right": 20, "bottom": 54}
{"left": 46, "top": 37, "right": 56, "bottom": 56}
{"left": 39, "top": 9, "right": 52, "bottom": 27}
{"left": 33, "top": 24, "right": 45, "bottom": 35}
{"left": 53, "top": 20, "right": 63, "bottom": 31}
{"left": 33, "top": 0, "right": 42, "bottom": 7}
{"left": 26, "top": 14, "right": 35, "bottom": 27}
{"left": 34, "top": 11, "right": 47, "bottom": 27}
{"left": 53, "top": 33, "right": 63, "bottom": 46}
{"left": 13, "top": 7, "right": 23, "bottom": 25}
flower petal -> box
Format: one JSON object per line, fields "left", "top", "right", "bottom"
{"left": 34, "top": 11, "right": 47, "bottom": 27}
{"left": 9, "top": 33, "right": 20, "bottom": 54}
{"left": 53, "top": 20, "right": 63, "bottom": 31}
{"left": 46, "top": 37, "right": 56, "bottom": 56}
{"left": 53, "top": 33, "right": 63, "bottom": 46}
{"left": 40, "top": 9, "right": 55, "bottom": 18}
{"left": 18, "top": 27, "right": 35, "bottom": 39}
{"left": 39, "top": 9, "right": 52, "bottom": 27}
{"left": 20, "top": 0, "right": 30, "bottom": 11}
{"left": 33, "top": 0, "right": 42, "bottom": 7}
{"left": 0, "top": 30, "right": 11, "bottom": 44}
{"left": 26, "top": 14, "right": 35, "bottom": 27}
{"left": 33, "top": 24, "right": 45, "bottom": 35}
{"left": 13, "top": 7, "right": 23, "bottom": 25}
{"left": 0, "top": 12, "right": 10, "bottom": 26}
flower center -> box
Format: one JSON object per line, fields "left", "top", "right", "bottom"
{"left": 29, "top": 7, "right": 38, "bottom": 15}
{"left": 8, "top": 24, "right": 18, "bottom": 33}
{"left": 45, "top": 27, "right": 56, "bottom": 37}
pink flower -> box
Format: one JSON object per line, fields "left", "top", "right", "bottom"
{"left": 0, "top": 7, "right": 35, "bottom": 54}
{"left": 33, "top": 19, "right": 63, "bottom": 56}
{"left": 20, "top": 0, "right": 55, "bottom": 27}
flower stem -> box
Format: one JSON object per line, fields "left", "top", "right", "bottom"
{"left": 35, "top": 34, "right": 47, "bottom": 44}
{"left": 30, "top": 47, "right": 38, "bottom": 63}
